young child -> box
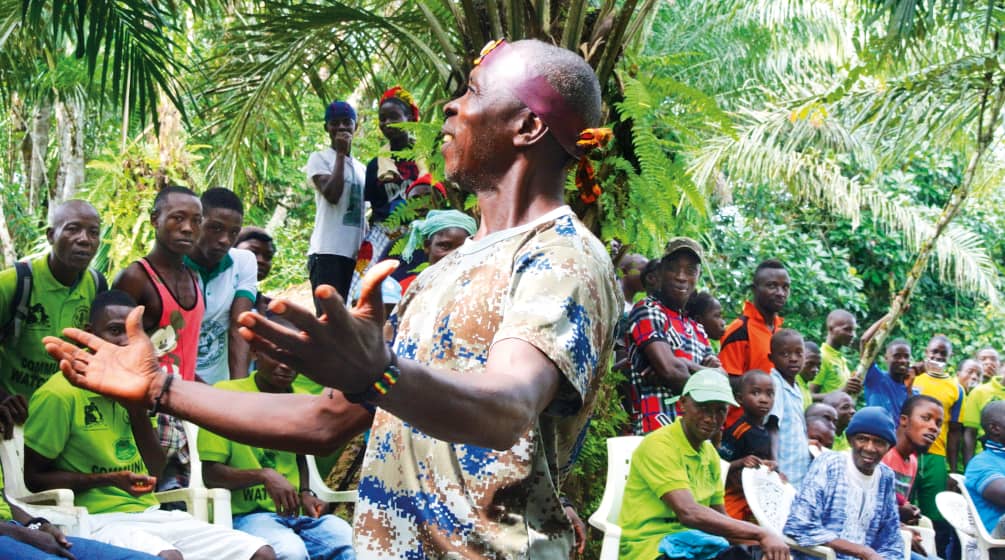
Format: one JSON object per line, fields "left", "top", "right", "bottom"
{"left": 767, "top": 328, "right": 811, "bottom": 488}
{"left": 718, "top": 369, "right": 777, "bottom": 520}
{"left": 798, "top": 341, "right": 822, "bottom": 409}
{"left": 685, "top": 291, "right": 726, "bottom": 343}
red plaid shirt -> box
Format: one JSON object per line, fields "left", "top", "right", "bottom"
{"left": 626, "top": 295, "right": 713, "bottom": 434}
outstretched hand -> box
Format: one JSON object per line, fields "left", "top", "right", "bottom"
{"left": 43, "top": 306, "right": 162, "bottom": 406}
{"left": 238, "top": 260, "right": 398, "bottom": 394}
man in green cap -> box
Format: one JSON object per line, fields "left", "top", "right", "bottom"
{"left": 619, "top": 369, "right": 789, "bottom": 560}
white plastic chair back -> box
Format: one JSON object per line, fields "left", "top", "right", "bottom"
{"left": 951, "top": 473, "right": 1005, "bottom": 556}
{"left": 587, "top": 436, "right": 643, "bottom": 560}
{"left": 742, "top": 465, "right": 836, "bottom": 559}
{"left": 937, "top": 491, "right": 981, "bottom": 560}
{"left": 305, "top": 454, "right": 356, "bottom": 503}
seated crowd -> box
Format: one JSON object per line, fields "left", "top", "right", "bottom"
{"left": 615, "top": 239, "right": 1005, "bottom": 560}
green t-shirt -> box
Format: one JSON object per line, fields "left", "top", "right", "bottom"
{"left": 811, "top": 343, "right": 851, "bottom": 395}
{"left": 962, "top": 377, "right": 1005, "bottom": 442}
{"left": 198, "top": 374, "right": 302, "bottom": 515}
{"left": 619, "top": 420, "right": 724, "bottom": 560}
{"left": 290, "top": 373, "right": 325, "bottom": 395}
{"left": 24, "top": 374, "right": 157, "bottom": 514}
{"left": 0, "top": 256, "right": 101, "bottom": 399}
{"left": 0, "top": 467, "right": 13, "bottom": 521}
{"left": 833, "top": 431, "right": 849, "bottom": 451}
{"left": 796, "top": 376, "right": 813, "bottom": 409}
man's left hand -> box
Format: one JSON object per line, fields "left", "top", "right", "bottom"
{"left": 301, "top": 492, "right": 328, "bottom": 518}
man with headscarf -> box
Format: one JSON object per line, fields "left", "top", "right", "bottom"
{"left": 396, "top": 209, "right": 477, "bottom": 290}
{"left": 785, "top": 407, "right": 904, "bottom": 560}
{"left": 305, "top": 100, "right": 366, "bottom": 308}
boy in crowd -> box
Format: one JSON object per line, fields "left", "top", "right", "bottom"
{"left": 235, "top": 227, "right": 276, "bottom": 315}
{"left": 114, "top": 186, "right": 205, "bottom": 492}
{"left": 618, "top": 370, "right": 788, "bottom": 560}
{"left": 720, "top": 259, "right": 790, "bottom": 426}
{"left": 809, "top": 310, "right": 859, "bottom": 398}
{"left": 184, "top": 188, "right": 257, "bottom": 385}
{"left": 305, "top": 100, "right": 367, "bottom": 306}
{"left": 0, "top": 200, "right": 104, "bottom": 410}
{"left": 767, "top": 328, "right": 810, "bottom": 489}
{"left": 798, "top": 341, "right": 822, "bottom": 409}
{"left": 718, "top": 369, "right": 777, "bottom": 520}
{"left": 882, "top": 395, "right": 943, "bottom": 558}
{"left": 22, "top": 290, "right": 273, "bottom": 559}
{"left": 956, "top": 359, "right": 982, "bottom": 395}
{"left": 964, "top": 400, "right": 1005, "bottom": 557}
{"left": 822, "top": 391, "right": 855, "bottom": 451}
{"left": 114, "top": 186, "right": 204, "bottom": 381}
{"left": 199, "top": 317, "right": 353, "bottom": 560}
{"left": 962, "top": 351, "right": 1005, "bottom": 463}
{"left": 686, "top": 291, "right": 726, "bottom": 344}
{"left": 784, "top": 407, "right": 904, "bottom": 560}
{"left": 864, "top": 339, "right": 917, "bottom": 419}
{"left": 911, "top": 334, "right": 963, "bottom": 555}
{"left": 617, "top": 253, "right": 648, "bottom": 313}
{"left": 976, "top": 347, "right": 1000, "bottom": 384}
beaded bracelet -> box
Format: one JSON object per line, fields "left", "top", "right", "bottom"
{"left": 344, "top": 351, "right": 400, "bottom": 404}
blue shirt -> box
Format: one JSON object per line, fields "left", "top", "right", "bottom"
{"left": 770, "top": 369, "right": 811, "bottom": 489}
{"left": 785, "top": 452, "right": 903, "bottom": 560}
{"left": 864, "top": 364, "right": 918, "bottom": 418}
{"left": 964, "top": 441, "right": 1005, "bottom": 534}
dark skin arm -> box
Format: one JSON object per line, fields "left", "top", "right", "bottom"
{"left": 127, "top": 404, "right": 166, "bottom": 478}
{"left": 312, "top": 133, "right": 351, "bottom": 205}
{"left": 0, "top": 394, "right": 28, "bottom": 438}
{"left": 24, "top": 447, "right": 156, "bottom": 497}
{"left": 0, "top": 500, "right": 74, "bottom": 558}
{"left": 963, "top": 427, "right": 978, "bottom": 465}
{"left": 947, "top": 422, "right": 963, "bottom": 473}
{"left": 296, "top": 455, "right": 326, "bottom": 517}
{"left": 112, "top": 264, "right": 161, "bottom": 332}
{"left": 227, "top": 297, "right": 254, "bottom": 379}
{"left": 662, "top": 489, "right": 789, "bottom": 560}
{"left": 824, "top": 539, "right": 883, "bottom": 560}
{"left": 203, "top": 461, "right": 301, "bottom": 517}
{"left": 641, "top": 341, "right": 691, "bottom": 395}
{"left": 46, "top": 262, "right": 566, "bottom": 452}
{"left": 981, "top": 478, "right": 1005, "bottom": 509}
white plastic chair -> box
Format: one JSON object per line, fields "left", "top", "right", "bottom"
{"left": 0, "top": 425, "right": 90, "bottom": 536}
{"left": 950, "top": 473, "right": 1005, "bottom": 558}
{"left": 587, "top": 435, "right": 643, "bottom": 560}
{"left": 161, "top": 421, "right": 232, "bottom": 527}
{"left": 937, "top": 491, "right": 981, "bottom": 560}
{"left": 305, "top": 454, "right": 356, "bottom": 504}
{"left": 742, "top": 465, "right": 836, "bottom": 559}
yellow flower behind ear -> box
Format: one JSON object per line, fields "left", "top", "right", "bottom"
{"left": 150, "top": 325, "right": 178, "bottom": 358}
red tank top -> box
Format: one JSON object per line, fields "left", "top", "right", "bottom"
{"left": 138, "top": 258, "right": 205, "bottom": 381}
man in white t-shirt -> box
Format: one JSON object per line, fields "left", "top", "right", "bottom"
{"left": 304, "top": 100, "right": 367, "bottom": 310}
{"left": 186, "top": 188, "right": 258, "bottom": 385}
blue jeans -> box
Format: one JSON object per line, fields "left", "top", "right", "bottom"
{"left": 0, "top": 534, "right": 159, "bottom": 559}
{"left": 233, "top": 512, "right": 354, "bottom": 560}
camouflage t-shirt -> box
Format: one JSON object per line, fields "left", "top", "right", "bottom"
{"left": 354, "top": 206, "right": 621, "bottom": 559}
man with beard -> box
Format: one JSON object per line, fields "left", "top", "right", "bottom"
{"left": 44, "top": 38, "right": 621, "bottom": 559}
{"left": 721, "top": 259, "right": 790, "bottom": 426}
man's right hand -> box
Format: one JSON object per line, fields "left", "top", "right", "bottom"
{"left": 898, "top": 503, "right": 921, "bottom": 524}
{"left": 758, "top": 531, "right": 789, "bottom": 560}
{"left": 261, "top": 468, "right": 299, "bottom": 518}
{"left": 10, "top": 525, "right": 75, "bottom": 559}
{"left": 843, "top": 376, "right": 863, "bottom": 395}
{"left": 43, "top": 306, "right": 162, "bottom": 407}
{"left": 109, "top": 471, "right": 157, "bottom": 496}
{"left": 0, "top": 393, "right": 27, "bottom": 439}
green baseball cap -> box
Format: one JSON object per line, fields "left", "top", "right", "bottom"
{"left": 680, "top": 368, "right": 738, "bottom": 406}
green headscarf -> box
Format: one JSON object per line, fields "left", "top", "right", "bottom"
{"left": 402, "top": 210, "right": 477, "bottom": 261}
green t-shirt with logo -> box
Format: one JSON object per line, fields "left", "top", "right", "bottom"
{"left": 962, "top": 376, "right": 1005, "bottom": 443}
{"left": 0, "top": 256, "right": 101, "bottom": 399}
{"left": 24, "top": 374, "right": 157, "bottom": 514}
{"left": 198, "top": 374, "right": 302, "bottom": 516}
{"left": 811, "top": 343, "right": 851, "bottom": 395}
{"left": 0, "top": 468, "right": 13, "bottom": 521}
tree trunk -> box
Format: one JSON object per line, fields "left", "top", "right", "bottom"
{"left": 53, "top": 96, "right": 86, "bottom": 207}
{"left": 266, "top": 184, "right": 296, "bottom": 233}
{"left": 27, "top": 100, "right": 52, "bottom": 211}
{"left": 157, "top": 91, "right": 183, "bottom": 189}
{"left": 855, "top": 76, "right": 1005, "bottom": 378}
{"left": 0, "top": 195, "right": 15, "bottom": 266}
